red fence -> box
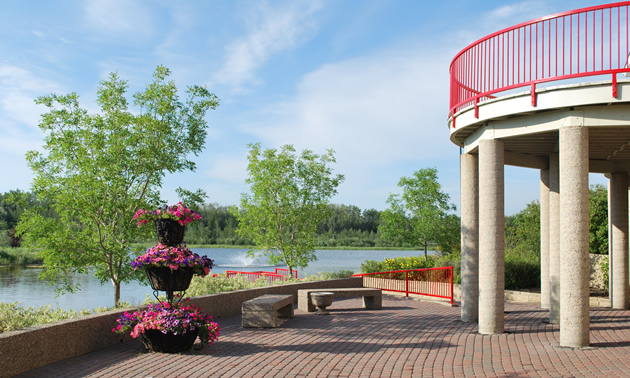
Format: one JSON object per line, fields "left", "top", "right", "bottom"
{"left": 353, "top": 267, "right": 454, "bottom": 304}
{"left": 450, "top": 2, "right": 630, "bottom": 124}
{"left": 224, "top": 267, "right": 298, "bottom": 284}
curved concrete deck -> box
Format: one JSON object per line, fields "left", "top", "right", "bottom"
{"left": 15, "top": 295, "right": 630, "bottom": 377}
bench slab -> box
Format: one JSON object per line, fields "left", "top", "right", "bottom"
{"left": 242, "top": 294, "right": 294, "bottom": 328}
{"left": 297, "top": 288, "right": 382, "bottom": 312}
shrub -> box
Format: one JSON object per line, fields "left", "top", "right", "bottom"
{"left": 0, "top": 302, "right": 123, "bottom": 333}
{"left": 319, "top": 270, "right": 355, "bottom": 279}
{"left": 360, "top": 259, "right": 387, "bottom": 273}
{"left": 504, "top": 250, "right": 540, "bottom": 290}
{"left": 433, "top": 252, "right": 461, "bottom": 284}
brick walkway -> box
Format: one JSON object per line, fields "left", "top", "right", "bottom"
{"left": 16, "top": 295, "right": 630, "bottom": 377}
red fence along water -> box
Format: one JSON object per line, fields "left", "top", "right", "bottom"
{"left": 223, "top": 268, "right": 298, "bottom": 284}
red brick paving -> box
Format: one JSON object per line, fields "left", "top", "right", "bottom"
{"left": 15, "top": 295, "right": 630, "bottom": 377}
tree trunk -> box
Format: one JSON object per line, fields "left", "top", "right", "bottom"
{"left": 424, "top": 240, "right": 428, "bottom": 261}
{"left": 112, "top": 279, "right": 121, "bottom": 306}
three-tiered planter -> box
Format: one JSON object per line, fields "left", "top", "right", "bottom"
{"left": 113, "top": 204, "right": 219, "bottom": 353}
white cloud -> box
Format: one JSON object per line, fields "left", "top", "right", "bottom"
{"left": 241, "top": 45, "right": 455, "bottom": 169}
{"left": 213, "top": 0, "right": 324, "bottom": 90}
{"left": 0, "top": 64, "right": 61, "bottom": 131}
{"left": 84, "top": 0, "right": 153, "bottom": 36}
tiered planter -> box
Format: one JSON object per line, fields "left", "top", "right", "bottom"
{"left": 142, "top": 219, "right": 195, "bottom": 353}
{"left": 116, "top": 205, "right": 218, "bottom": 353}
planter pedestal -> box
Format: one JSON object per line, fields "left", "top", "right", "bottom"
{"left": 141, "top": 329, "right": 199, "bottom": 353}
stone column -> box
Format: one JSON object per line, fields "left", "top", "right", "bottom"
{"left": 611, "top": 173, "right": 629, "bottom": 309}
{"left": 549, "top": 154, "right": 560, "bottom": 324}
{"left": 540, "top": 169, "right": 550, "bottom": 309}
{"left": 461, "top": 153, "right": 479, "bottom": 322}
{"left": 478, "top": 139, "right": 504, "bottom": 334}
{"left": 559, "top": 126, "right": 590, "bottom": 348}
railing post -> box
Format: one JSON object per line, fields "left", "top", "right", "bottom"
{"left": 406, "top": 271, "right": 409, "bottom": 297}
{"left": 450, "top": 267, "right": 454, "bottom": 304}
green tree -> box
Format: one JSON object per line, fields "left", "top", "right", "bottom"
{"left": 379, "top": 168, "right": 457, "bottom": 260}
{"left": 505, "top": 201, "right": 541, "bottom": 255}
{"left": 16, "top": 66, "right": 219, "bottom": 304}
{"left": 231, "top": 143, "right": 344, "bottom": 276}
{"left": 589, "top": 184, "right": 608, "bottom": 255}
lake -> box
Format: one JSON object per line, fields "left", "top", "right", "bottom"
{"left": 0, "top": 248, "right": 429, "bottom": 311}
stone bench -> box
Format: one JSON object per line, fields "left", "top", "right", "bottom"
{"left": 242, "top": 294, "right": 294, "bottom": 328}
{"left": 297, "top": 288, "right": 382, "bottom": 312}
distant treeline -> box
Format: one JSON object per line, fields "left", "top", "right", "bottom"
{"left": 185, "top": 203, "right": 392, "bottom": 248}
{"left": 0, "top": 191, "right": 408, "bottom": 248}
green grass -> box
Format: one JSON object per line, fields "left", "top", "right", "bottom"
{"left": 0, "top": 248, "right": 43, "bottom": 266}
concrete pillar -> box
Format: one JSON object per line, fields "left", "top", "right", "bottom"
{"left": 478, "top": 139, "right": 504, "bottom": 334}
{"left": 549, "top": 154, "right": 560, "bottom": 324}
{"left": 559, "top": 125, "right": 590, "bottom": 348}
{"left": 611, "top": 173, "right": 629, "bottom": 309}
{"left": 461, "top": 153, "right": 479, "bottom": 322}
{"left": 540, "top": 169, "right": 550, "bottom": 309}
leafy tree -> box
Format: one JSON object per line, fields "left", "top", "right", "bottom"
{"left": 379, "top": 168, "right": 457, "bottom": 260}
{"left": 505, "top": 201, "right": 541, "bottom": 255}
{"left": 16, "top": 66, "right": 219, "bottom": 304}
{"left": 231, "top": 143, "right": 344, "bottom": 276}
{"left": 589, "top": 184, "right": 608, "bottom": 255}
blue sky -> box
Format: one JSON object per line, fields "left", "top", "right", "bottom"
{"left": 0, "top": 0, "right": 611, "bottom": 215}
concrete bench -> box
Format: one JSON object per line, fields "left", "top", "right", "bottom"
{"left": 242, "top": 294, "right": 294, "bottom": 328}
{"left": 297, "top": 288, "right": 382, "bottom": 312}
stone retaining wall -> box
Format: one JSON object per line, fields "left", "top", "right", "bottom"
{"left": 0, "top": 277, "right": 362, "bottom": 377}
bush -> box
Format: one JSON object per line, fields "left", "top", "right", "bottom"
{"left": 0, "top": 302, "right": 121, "bottom": 333}
{"left": 360, "top": 259, "right": 387, "bottom": 273}
{"left": 433, "top": 252, "right": 461, "bottom": 284}
{"left": 319, "top": 270, "right": 355, "bottom": 279}
{"left": 504, "top": 250, "right": 540, "bottom": 291}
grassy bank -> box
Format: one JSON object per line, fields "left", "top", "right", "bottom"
{"left": 0, "top": 248, "right": 43, "bottom": 266}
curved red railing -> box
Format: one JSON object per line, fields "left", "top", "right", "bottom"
{"left": 449, "top": 2, "right": 630, "bottom": 126}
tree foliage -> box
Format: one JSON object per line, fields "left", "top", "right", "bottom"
{"left": 589, "top": 184, "right": 608, "bottom": 255}
{"left": 16, "top": 66, "right": 219, "bottom": 304}
{"left": 231, "top": 143, "right": 344, "bottom": 275}
{"left": 379, "top": 168, "right": 458, "bottom": 259}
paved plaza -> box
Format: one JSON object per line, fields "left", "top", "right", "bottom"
{"left": 16, "top": 295, "right": 630, "bottom": 377}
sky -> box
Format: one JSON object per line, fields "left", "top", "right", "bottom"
{"left": 0, "top": 0, "right": 613, "bottom": 215}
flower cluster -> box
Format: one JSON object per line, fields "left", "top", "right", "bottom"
{"left": 133, "top": 202, "right": 202, "bottom": 226}
{"left": 113, "top": 299, "right": 220, "bottom": 345}
{"left": 132, "top": 243, "right": 214, "bottom": 277}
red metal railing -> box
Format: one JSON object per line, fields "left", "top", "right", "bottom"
{"left": 224, "top": 268, "right": 298, "bottom": 284}
{"left": 353, "top": 266, "right": 454, "bottom": 304}
{"left": 449, "top": 2, "right": 630, "bottom": 125}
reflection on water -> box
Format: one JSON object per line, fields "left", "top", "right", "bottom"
{"left": 0, "top": 248, "right": 427, "bottom": 311}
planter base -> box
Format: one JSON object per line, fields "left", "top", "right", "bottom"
{"left": 141, "top": 329, "right": 199, "bottom": 353}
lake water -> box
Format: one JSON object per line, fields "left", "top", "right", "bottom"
{"left": 0, "top": 248, "right": 429, "bottom": 311}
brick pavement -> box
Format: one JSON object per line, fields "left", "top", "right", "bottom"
{"left": 15, "top": 295, "right": 630, "bottom": 377}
